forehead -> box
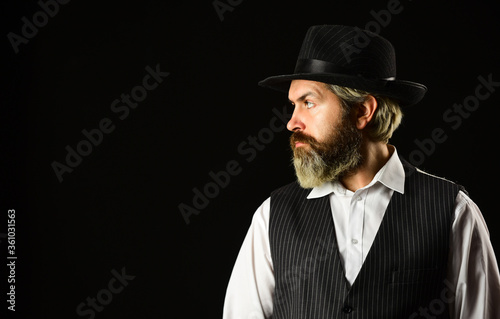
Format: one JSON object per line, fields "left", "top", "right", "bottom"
{"left": 288, "top": 80, "right": 328, "bottom": 102}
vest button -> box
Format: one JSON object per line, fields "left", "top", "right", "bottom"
{"left": 342, "top": 305, "right": 353, "bottom": 313}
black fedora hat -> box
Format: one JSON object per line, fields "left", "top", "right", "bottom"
{"left": 258, "top": 25, "right": 427, "bottom": 106}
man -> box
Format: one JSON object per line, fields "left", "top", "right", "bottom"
{"left": 223, "top": 25, "right": 500, "bottom": 318}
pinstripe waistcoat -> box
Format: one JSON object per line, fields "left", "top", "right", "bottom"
{"left": 269, "top": 159, "right": 461, "bottom": 318}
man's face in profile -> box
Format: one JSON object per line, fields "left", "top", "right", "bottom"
{"left": 287, "top": 80, "right": 364, "bottom": 188}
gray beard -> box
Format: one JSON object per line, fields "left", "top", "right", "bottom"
{"left": 290, "top": 115, "right": 364, "bottom": 189}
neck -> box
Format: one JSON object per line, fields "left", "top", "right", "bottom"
{"left": 341, "top": 142, "right": 393, "bottom": 192}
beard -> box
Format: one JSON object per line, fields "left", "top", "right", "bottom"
{"left": 290, "top": 112, "right": 364, "bottom": 189}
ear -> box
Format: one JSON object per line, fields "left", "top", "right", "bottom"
{"left": 355, "top": 95, "right": 378, "bottom": 130}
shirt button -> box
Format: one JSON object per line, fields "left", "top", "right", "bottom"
{"left": 356, "top": 196, "right": 363, "bottom": 201}
{"left": 351, "top": 239, "right": 358, "bottom": 244}
{"left": 342, "top": 305, "right": 353, "bottom": 313}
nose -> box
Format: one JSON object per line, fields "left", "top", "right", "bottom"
{"left": 287, "top": 107, "right": 305, "bottom": 132}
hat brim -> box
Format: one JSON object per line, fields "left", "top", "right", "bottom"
{"left": 258, "top": 73, "right": 427, "bottom": 106}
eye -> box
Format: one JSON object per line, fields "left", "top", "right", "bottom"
{"left": 305, "top": 101, "right": 315, "bottom": 109}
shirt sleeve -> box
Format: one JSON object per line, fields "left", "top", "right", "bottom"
{"left": 448, "top": 190, "right": 500, "bottom": 319}
{"left": 223, "top": 198, "right": 275, "bottom": 319}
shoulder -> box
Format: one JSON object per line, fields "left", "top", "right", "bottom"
{"left": 400, "top": 157, "right": 467, "bottom": 195}
{"left": 415, "top": 167, "right": 467, "bottom": 194}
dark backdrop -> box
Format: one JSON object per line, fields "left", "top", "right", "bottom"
{"left": 2, "top": 0, "right": 499, "bottom": 318}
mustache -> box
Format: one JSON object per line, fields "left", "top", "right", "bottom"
{"left": 290, "top": 131, "right": 319, "bottom": 148}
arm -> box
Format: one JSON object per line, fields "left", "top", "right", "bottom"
{"left": 223, "top": 198, "right": 275, "bottom": 319}
{"left": 448, "top": 191, "right": 500, "bottom": 318}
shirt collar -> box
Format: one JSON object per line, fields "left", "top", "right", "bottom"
{"left": 306, "top": 145, "right": 405, "bottom": 199}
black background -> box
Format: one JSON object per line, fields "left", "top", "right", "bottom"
{"left": 2, "top": 0, "right": 500, "bottom": 318}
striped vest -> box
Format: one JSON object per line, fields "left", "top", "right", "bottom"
{"left": 269, "top": 159, "right": 461, "bottom": 318}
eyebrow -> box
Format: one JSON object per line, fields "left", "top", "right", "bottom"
{"left": 288, "top": 91, "right": 319, "bottom": 104}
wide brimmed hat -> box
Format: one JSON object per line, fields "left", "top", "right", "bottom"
{"left": 259, "top": 25, "right": 427, "bottom": 106}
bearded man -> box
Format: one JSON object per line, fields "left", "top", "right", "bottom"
{"left": 223, "top": 25, "right": 500, "bottom": 318}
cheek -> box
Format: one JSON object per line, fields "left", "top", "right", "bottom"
{"left": 312, "top": 110, "right": 341, "bottom": 143}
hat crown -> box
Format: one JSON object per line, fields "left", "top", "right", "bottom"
{"left": 258, "top": 25, "right": 427, "bottom": 106}
{"left": 296, "top": 25, "right": 396, "bottom": 80}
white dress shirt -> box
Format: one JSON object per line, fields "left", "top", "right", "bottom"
{"left": 223, "top": 148, "right": 500, "bottom": 319}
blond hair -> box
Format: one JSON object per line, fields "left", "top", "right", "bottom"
{"left": 326, "top": 84, "right": 403, "bottom": 143}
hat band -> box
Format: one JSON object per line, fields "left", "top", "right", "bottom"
{"left": 294, "top": 58, "right": 350, "bottom": 74}
{"left": 294, "top": 58, "right": 395, "bottom": 81}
